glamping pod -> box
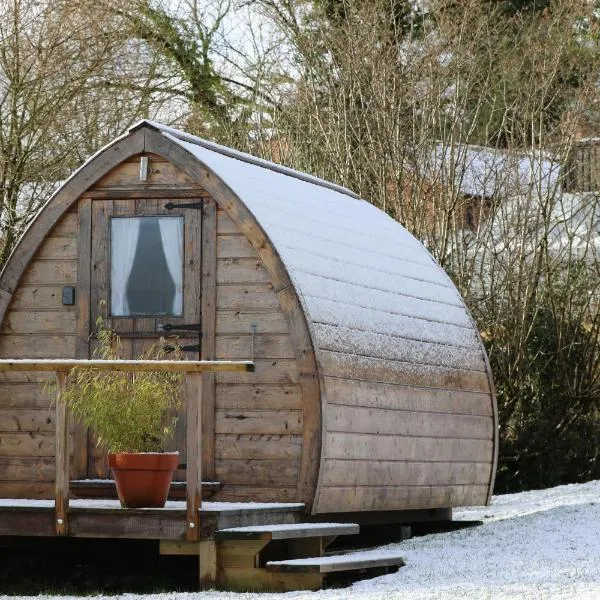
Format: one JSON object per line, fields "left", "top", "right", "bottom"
{"left": 0, "top": 121, "right": 498, "bottom": 518}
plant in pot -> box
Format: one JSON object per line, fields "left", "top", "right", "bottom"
{"left": 58, "top": 319, "right": 183, "bottom": 508}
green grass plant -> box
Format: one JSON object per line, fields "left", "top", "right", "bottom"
{"left": 58, "top": 319, "right": 183, "bottom": 453}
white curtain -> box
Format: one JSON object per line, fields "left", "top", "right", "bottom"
{"left": 111, "top": 218, "right": 141, "bottom": 316}
{"left": 158, "top": 217, "right": 184, "bottom": 315}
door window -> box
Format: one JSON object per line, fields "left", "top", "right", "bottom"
{"left": 110, "top": 216, "right": 184, "bottom": 316}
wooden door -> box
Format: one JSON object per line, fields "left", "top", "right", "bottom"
{"left": 81, "top": 197, "right": 202, "bottom": 478}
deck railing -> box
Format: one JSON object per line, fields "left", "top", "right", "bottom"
{"left": 0, "top": 359, "right": 255, "bottom": 541}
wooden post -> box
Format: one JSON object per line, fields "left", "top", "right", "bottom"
{"left": 55, "top": 370, "right": 69, "bottom": 536}
{"left": 186, "top": 371, "right": 202, "bottom": 541}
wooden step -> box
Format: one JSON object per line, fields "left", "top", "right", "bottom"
{"left": 70, "top": 479, "right": 222, "bottom": 500}
{"left": 215, "top": 522, "right": 359, "bottom": 541}
{"left": 266, "top": 550, "right": 405, "bottom": 574}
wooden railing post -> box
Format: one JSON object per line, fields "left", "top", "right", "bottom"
{"left": 55, "top": 370, "right": 69, "bottom": 536}
{"left": 186, "top": 372, "right": 202, "bottom": 541}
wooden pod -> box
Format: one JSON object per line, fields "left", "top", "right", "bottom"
{"left": 0, "top": 121, "right": 498, "bottom": 516}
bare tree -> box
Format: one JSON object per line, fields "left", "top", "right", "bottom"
{"left": 242, "top": 0, "right": 600, "bottom": 490}
{"left": 0, "top": 0, "right": 169, "bottom": 263}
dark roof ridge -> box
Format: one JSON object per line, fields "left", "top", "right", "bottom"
{"left": 130, "top": 120, "right": 361, "bottom": 200}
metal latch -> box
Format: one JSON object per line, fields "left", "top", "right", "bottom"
{"left": 163, "top": 343, "right": 200, "bottom": 353}
{"left": 157, "top": 323, "right": 201, "bottom": 332}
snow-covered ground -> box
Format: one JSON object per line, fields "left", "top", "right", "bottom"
{"left": 2, "top": 480, "right": 599, "bottom": 600}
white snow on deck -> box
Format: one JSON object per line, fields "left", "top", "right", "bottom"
{"left": 217, "top": 522, "right": 358, "bottom": 533}
{"left": 0, "top": 499, "right": 304, "bottom": 512}
{"left": 2, "top": 480, "right": 599, "bottom": 599}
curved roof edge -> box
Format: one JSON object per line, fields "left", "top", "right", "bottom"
{"left": 130, "top": 120, "right": 361, "bottom": 201}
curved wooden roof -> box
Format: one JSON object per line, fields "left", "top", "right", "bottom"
{"left": 154, "top": 122, "right": 487, "bottom": 380}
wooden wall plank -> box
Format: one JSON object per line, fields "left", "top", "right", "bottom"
{"left": 0, "top": 335, "right": 76, "bottom": 358}
{"left": 2, "top": 311, "right": 76, "bottom": 334}
{"left": 216, "top": 286, "right": 281, "bottom": 310}
{"left": 216, "top": 334, "right": 295, "bottom": 360}
{"left": 0, "top": 481, "right": 53, "bottom": 499}
{"left": 0, "top": 433, "right": 55, "bottom": 457}
{"left": 216, "top": 410, "right": 302, "bottom": 435}
{"left": 0, "top": 383, "right": 53, "bottom": 408}
{"left": 323, "top": 377, "right": 493, "bottom": 416}
{"left": 8, "top": 287, "right": 72, "bottom": 311}
{"left": 327, "top": 404, "right": 493, "bottom": 440}
{"left": 216, "top": 310, "right": 289, "bottom": 335}
{"left": 94, "top": 158, "right": 196, "bottom": 187}
{"left": 217, "top": 235, "right": 256, "bottom": 258}
{"left": 50, "top": 212, "right": 78, "bottom": 237}
{"left": 320, "top": 459, "right": 493, "bottom": 488}
{"left": 0, "top": 372, "right": 52, "bottom": 383}
{"left": 319, "top": 350, "right": 491, "bottom": 393}
{"left": 34, "top": 238, "right": 78, "bottom": 260}
{"left": 0, "top": 409, "right": 54, "bottom": 432}
{"left": 19, "top": 261, "right": 77, "bottom": 285}
{"left": 217, "top": 210, "right": 240, "bottom": 234}
{"left": 325, "top": 431, "right": 493, "bottom": 463}
{"left": 315, "top": 484, "right": 490, "bottom": 513}
{"left": 0, "top": 457, "right": 55, "bottom": 480}
{"left": 215, "top": 460, "right": 299, "bottom": 486}
{"left": 217, "top": 259, "right": 271, "bottom": 284}
{"left": 215, "top": 434, "right": 302, "bottom": 460}
{"left": 215, "top": 359, "right": 299, "bottom": 384}
{"left": 215, "top": 384, "right": 302, "bottom": 410}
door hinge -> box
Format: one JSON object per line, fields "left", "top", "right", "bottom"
{"left": 164, "top": 201, "right": 203, "bottom": 210}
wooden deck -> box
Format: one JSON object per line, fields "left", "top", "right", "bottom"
{"left": 0, "top": 499, "right": 305, "bottom": 540}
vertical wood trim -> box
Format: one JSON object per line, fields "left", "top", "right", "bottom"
{"left": 201, "top": 198, "right": 217, "bottom": 479}
{"left": 276, "top": 287, "right": 323, "bottom": 508}
{"left": 74, "top": 197, "right": 92, "bottom": 478}
{"left": 89, "top": 200, "right": 113, "bottom": 477}
{"left": 0, "top": 287, "right": 12, "bottom": 327}
{"left": 199, "top": 540, "right": 217, "bottom": 588}
{"left": 55, "top": 370, "right": 69, "bottom": 535}
{"left": 186, "top": 371, "right": 202, "bottom": 541}
{"left": 200, "top": 198, "right": 217, "bottom": 480}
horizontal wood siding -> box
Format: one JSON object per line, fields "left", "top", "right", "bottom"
{"left": 315, "top": 484, "right": 490, "bottom": 513}
{"left": 315, "top": 325, "right": 494, "bottom": 512}
{"left": 213, "top": 209, "right": 303, "bottom": 502}
{"left": 0, "top": 210, "right": 78, "bottom": 498}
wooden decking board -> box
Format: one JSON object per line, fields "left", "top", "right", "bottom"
{"left": 266, "top": 551, "right": 405, "bottom": 574}
{"left": 69, "top": 479, "right": 222, "bottom": 500}
{"left": 215, "top": 522, "right": 359, "bottom": 541}
{"left": 0, "top": 501, "right": 306, "bottom": 540}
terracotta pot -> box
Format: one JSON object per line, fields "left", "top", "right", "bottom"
{"left": 108, "top": 452, "right": 179, "bottom": 508}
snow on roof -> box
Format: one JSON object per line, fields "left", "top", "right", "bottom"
{"left": 152, "top": 123, "right": 484, "bottom": 373}
{"left": 475, "top": 191, "right": 600, "bottom": 262}
{"left": 427, "top": 144, "right": 561, "bottom": 199}
{"left": 136, "top": 120, "right": 359, "bottom": 199}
